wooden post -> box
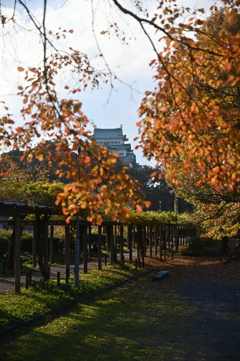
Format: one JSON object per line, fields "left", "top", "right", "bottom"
{"left": 109, "top": 225, "right": 115, "bottom": 264}
{"left": 106, "top": 225, "right": 110, "bottom": 253}
{"left": 154, "top": 225, "right": 158, "bottom": 257}
{"left": 57, "top": 272, "right": 60, "bottom": 287}
{"left": 138, "top": 226, "right": 144, "bottom": 264}
{"left": 128, "top": 225, "right": 133, "bottom": 264}
{"left": 171, "top": 224, "right": 174, "bottom": 250}
{"left": 88, "top": 225, "right": 92, "bottom": 257}
{"left": 26, "top": 272, "right": 29, "bottom": 289}
{"left": 114, "top": 224, "right": 117, "bottom": 249}
{"left": 29, "top": 269, "right": 32, "bottom": 285}
{"left": 83, "top": 226, "right": 88, "bottom": 274}
{"left": 65, "top": 223, "right": 70, "bottom": 280}
{"left": 138, "top": 257, "right": 141, "bottom": 268}
{"left": 32, "top": 224, "right": 37, "bottom": 268}
{"left": 49, "top": 224, "right": 54, "bottom": 264}
{"left": 175, "top": 224, "right": 179, "bottom": 251}
{"left": 14, "top": 214, "right": 21, "bottom": 293}
{"left": 179, "top": 226, "right": 182, "bottom": 247}
{"left": 97, "top": 226, "right": 102, "bottom": 270}
{"left": 133, "top": 226, "right": 136, "bottom": 248}
{"left": 111, "top": 225, "right": 116, "bottom": 264}
{"left": 143, "top": 226, "right": 146, "bottom": 257}
{"left": 43, "top": 215, "right": 49, "bottom": 278}
{"left": 149, "top": 225, "right": 153, "bottom": 258}
{"left": 167, "top": 224, "right": 170, "bottom": 250}
{"left": 182, "top": 226, "right": 185, "bottom": 246}
{"left": 159, "top": 225, "right": 163, "bottom": 262}
{"left": 136, "top": 226, "right": 141, "bottom": 260}
{"left": 120, "top": 225, "right": 124, "bottom": 264}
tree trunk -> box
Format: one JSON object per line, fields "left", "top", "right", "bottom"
{"left": 221, "top": 236, "right": 230, "bottom": 253}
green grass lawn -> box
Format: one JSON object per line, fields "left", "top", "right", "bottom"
{"left": 0, "top": 264, "right": 141, "bottom": 330}
{"left": 0, "top": 264, "right": 194, "bottom": 361}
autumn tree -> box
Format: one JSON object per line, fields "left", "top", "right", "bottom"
{"left": 0, "top": 157, "right": 54, "bottom": 203}
{"left": 0, "top": 158, "right": 64, "bottom": 270}
{"left": 137, "top": 1, "right": 240, "bottom": 239}
{"left": 1, "top": 0, "right": 239, "bottom": 231}
{"left": 1, "top": 58, "right": 150, "bottom": 223}
{"left": 3, "top": 144, "right": 69, "bottom": 183}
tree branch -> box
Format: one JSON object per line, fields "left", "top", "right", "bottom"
{"left": 112, "top": 0, "right": 225, "bottom": 57}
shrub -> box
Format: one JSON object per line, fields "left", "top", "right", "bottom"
{"left": 21, "top": 232, "right": 33, "bottom": 253}
{"left": 183, "top": 236, "right": 221, "bottom": 255}
{"left": 0, "top": 229, "right": 11, "bottom": 257}
{"left": 89, "top": 233, "right": 107, "bottom": 245}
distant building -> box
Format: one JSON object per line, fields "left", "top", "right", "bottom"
{"left": 91, "top": 126, "right": 137, "bottom": 167}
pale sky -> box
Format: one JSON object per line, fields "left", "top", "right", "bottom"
{"left": 0, "top": 0, "right": 216, "bottom": 165}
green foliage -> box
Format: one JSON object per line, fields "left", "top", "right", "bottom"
{"left": 0, "top": 264, "right": 141, "bottom": 331}
{"left": 0, "top": 162, "right": 65, "bottom": 209}
{"left": 31, "top": 278, "right": 93, "bottom": 298}
{"left": 128, "top": 210, "right": 193, "bottom": 226}
{"left": 0, "top": 229, "right": 11, "bottom": 257}
{"left": 88, "top": 232, "right": 107, "bottom": 245}
{"left": 20, "top": 232, "right": 33, "bottom": 253}
{"left": 183, "top": 236, "right": 221, "bottom": 255}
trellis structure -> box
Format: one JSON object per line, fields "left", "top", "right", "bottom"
{"left": 0, "top": 201, "right": 53, "bottom": 293}
{"left": 0, "top": 201, "right": 195, "bottom": 293}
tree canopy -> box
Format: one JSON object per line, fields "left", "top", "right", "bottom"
{"left": 137, "top": 1, "right": 240, "bottom": 238}
{"left": 1, "top": 0, "right": 239, "bottom": 231}
{"left": 0, "top": 35, "right": 150, "bottom": 223}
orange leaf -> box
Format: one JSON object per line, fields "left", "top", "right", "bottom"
{"left": 136, "top": 205, "right": 143, "bottom": 213}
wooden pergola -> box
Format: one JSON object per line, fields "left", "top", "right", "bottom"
{"left": 0, "top": 201, "right": 53, "bottom": 293}
{"left": 0, "top": 202, "right": 196, "bottom": 294}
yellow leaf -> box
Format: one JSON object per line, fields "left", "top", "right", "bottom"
{"left": 212, "top": 166, "right": 220, "bottom": 173}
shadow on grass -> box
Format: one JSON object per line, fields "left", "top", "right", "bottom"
{"left": 1, "top": 259, "right": 240, "bottom": 361}
{"left": 0, "top": 266, "right": 143, "bottom": 333}
{"left": 0, "top": 278, "right": 189, "bottom": 361}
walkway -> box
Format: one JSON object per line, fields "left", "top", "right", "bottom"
{"left": 0, "top": 259, "right": 98, "bottom": 295}
{"left": 0, "top": 249, "right": 140, "bottom": 295}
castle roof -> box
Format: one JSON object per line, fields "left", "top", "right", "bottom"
{"left": 108, "top": 143, "right": 132, "bottom": 151}
{"left": 122, "top": 153, "right": 136, "bottom": 163}
{"left": 92, "top": 127, "right": 128, "bottom": 141}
